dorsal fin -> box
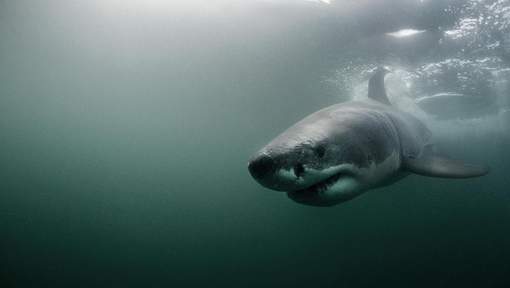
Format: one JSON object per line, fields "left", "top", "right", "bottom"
{"left": 368, "top": 67, "right": 391, "bottom": 105}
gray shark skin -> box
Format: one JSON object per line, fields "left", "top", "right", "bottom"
{"left": 248, "top": 68, "right": 489, "bottom": 207}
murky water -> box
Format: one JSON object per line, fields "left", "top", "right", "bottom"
{"left": 1, "top": 0, "right": 510, "bottom": 287}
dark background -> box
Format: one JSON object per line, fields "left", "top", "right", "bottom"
{"left": 1, "top": 0, "right": 509, "bottom": 287}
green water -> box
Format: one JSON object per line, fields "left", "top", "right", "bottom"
{"left": 1, "top": 1, "right": 510, "bottom": 287}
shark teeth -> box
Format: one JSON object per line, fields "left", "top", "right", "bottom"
{"left": 290, "top": 173, "right": 343, "bottom": 197}
{"left": 312, "top": 174, "right": 343, "bottom": 194}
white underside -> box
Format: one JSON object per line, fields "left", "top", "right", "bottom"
{"left": 313, "top": 151, "right": 401, "bottom": 201}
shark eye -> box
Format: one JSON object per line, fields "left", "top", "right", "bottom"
{"left": 293, "top": 163, "right": 305, "bottom": 178}
{"left": 315, "top": 145, "right": 326, "bottom": 158}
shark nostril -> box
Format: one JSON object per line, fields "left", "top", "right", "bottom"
{"left": 293, "top": 163, "right": 305, "bottom": 178}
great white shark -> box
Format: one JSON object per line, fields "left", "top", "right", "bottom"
{"left": 248, "top": 68, "right": 489, "bottom": 206}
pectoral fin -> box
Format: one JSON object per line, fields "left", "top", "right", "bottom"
{"left": 403, "top": 154, "right": 489, "bottom": 179}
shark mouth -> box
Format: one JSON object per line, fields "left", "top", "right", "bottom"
{"left": 287, "top": 173, "right": 345, "bottom": 206}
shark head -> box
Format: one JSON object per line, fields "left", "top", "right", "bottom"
{"left": 248, "top": 105, "right": 395, "bottom": 207}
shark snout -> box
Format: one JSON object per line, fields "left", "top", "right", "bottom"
{"left": 248, "top": 153, "right": 306, "bottom": 192}
{"left": 248, "top": 154, "right": 275, "bottom": 180}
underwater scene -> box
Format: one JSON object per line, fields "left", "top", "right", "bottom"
{"left": 1, "top": 0, "right": 510, "bottom": 287}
